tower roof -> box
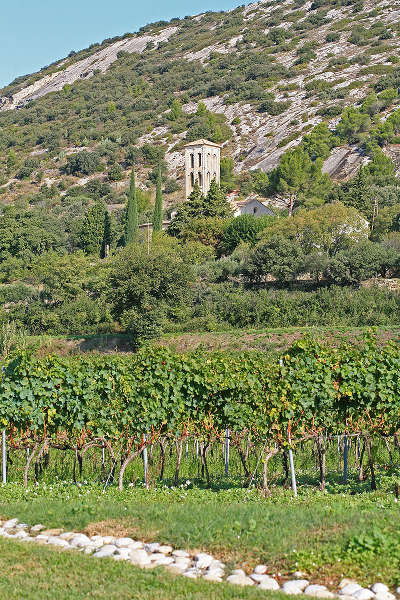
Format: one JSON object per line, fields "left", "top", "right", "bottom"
{"left": 183, "top": 139, "right": 222, "bottom": 148}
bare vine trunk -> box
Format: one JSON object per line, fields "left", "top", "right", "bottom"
{"left": 200, "top": 442, "right": 210, "bottom": 487}
{"left": 359, "top": 440, "right": 366, "bottom": 481}
{"left": 159, "top": 440, "right": 167, "bottom": 481}
{"left": 24, "top": 443, "right": 39, "bottom": 488}
{"left": 282, "top": 450, "right": 289, "bottom": 488}
{"left": 119, "top": 445, "right": 146, "bottom": 490}
{"left": 34, "top": 440, "right": 50, "bottom": 482}
{"left": 174, "top": 438, "right": 184, "bottom": 486}
{"left": 236, "top": 442, "right": 250, "bottom": 479}
{"left": 317, "top": 435, "right": 326, "bottom": 490}
{"left": 383, "top": 436, "right": 393, "bottom": 463}
{"left": 262, "top": 448, "right": 278, "bottom": 496}
{"left": 365, "top": 436, "right": 377, "bottom": 491}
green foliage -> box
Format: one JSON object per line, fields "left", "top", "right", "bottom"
{"left": 186, "top": 103, "right": 233, "bottom": 144}
{"left": 263, "top": 202, "right": 369, "bottom": 255}
{"left": 168, "top": 180, "right": 232, "bottom": 237}
{"left": 325, "top": 241, "right": 398, "bottom": 285}
{"left": 301, "top": 123, "right": 337, "bottom": 161}
{"left": 336, "top": 107, "right": 371, "bottom": 143}
{"left": 245, "top": 234, "right": 304, "bottom": 283}
{"left": 78, "top": 200, "right": 107, "bottom": 256}
{"left": 64, "top": 151, "right": 102, "bottom": 176}
{"left": 107, "top": 163, "right": 124, "bottom": 182}
{"left": 125, "top": 170, "right": 138, "bottom": 244}
{"left": 259, "top": 97, "right": 291, "bottom": 115}
{"left": 193, "top": 283, "right": 400, "bottom": 329}
{"left": 180, "top": 216, "right": 226, "bottom": 249}
{"left": 3, "top": 335, "right": 400, "bottom": 457}
{"left": 269, "top": 145, "right": 331, "bottom": 211}
{"left": 0, "top": 205, "right": 66, "bottom": 263}
{"left": 221, "top": 214, "right": 275, "bottom": 254}
{"left": 108, "top": 237, "right": 193, "bottom": 345}
{"left": 220, "top": 157, "right": 236, "bottom": 192}
{"left": 152, "top": 168, "right": 163, "bottom": 232}
{"left": 101, "top": 210, "right": 113, "bottom": 258}
{"left": 166, "top": 98, "right": 183, "bottom": 121}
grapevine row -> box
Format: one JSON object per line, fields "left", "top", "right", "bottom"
{"left": 0, "top": 334, "right": 399, "bottom": 489}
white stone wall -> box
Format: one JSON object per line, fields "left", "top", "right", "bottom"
{"left": 185, "top": 144, "right": 220, "bottom": 199}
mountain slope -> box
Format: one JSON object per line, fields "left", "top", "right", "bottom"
{"left": 2, "top": 0, "right": 400, "bottom": 205}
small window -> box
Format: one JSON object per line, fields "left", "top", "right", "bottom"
{"left": 190, "top": 154, "right": 194, "bottom": 169}
{"left": 190, "top": 172, "right": 194, "bottom": 187}
{"left": 198, "top": 153, "right": 202, "bottom": 167}
{"left": 198, "top": 172, "right": 203, "bottom": 186}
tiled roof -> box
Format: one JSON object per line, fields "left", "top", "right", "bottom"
{"left": 183, "top": 139, "right": 222, "bottom": 148}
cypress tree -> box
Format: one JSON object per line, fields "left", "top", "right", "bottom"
{"left": 125, "top": 168, "right": 138, "bottom": 244}
{"left": 101, "top": 210, "right": 112, "bottom": 258}
{"left": 152, "top": 167, "right": 163, "bottom": 232}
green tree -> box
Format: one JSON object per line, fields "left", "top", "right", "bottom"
{"left": 180, "top": 216, "right": 227, "bottom": 249}
{"left": 301, "top": 123, "right": 336, "bottom": 161}
{"left": 107, "top": 163, "right": 124, "bottom": 181}
{"left": 102, "top": 210, "right": 113, "bottom": 258}
{"left": 109, "top": 238, "right": 193, "bottom": 346}
{"left": 220, "top": 157, "right": 236, "bottom": 192}
{"left": 272, "top": 147, "right": 330, "bottom": 215}
{"left": 336, "top": 107, "right": 371, "bottom": 143}
{"left": 221, "top": 214, "right": 275, "bottom": 255}
{"left": 168, "top": 180, "right": 231, "bottom": 238}
{"left": 0, "top": 205, "right": 65, "bottom": 263}
{"left": 262, "top": 202, "right": 369, "bottom": 255}
{"left": 125, "top": 169, "right": 139, "bottom": 244}
{"left": 325, "top": 241, "right": 399, "bottom": 286}
{"left": 339, "top": 167, "right": 372, "bottom": 217}
{"left": 79, "top": 200, "right": 107, "bottom": 256}
{"left": 64, "top": 151, "right": 102, "bottom": 176}
{"left": 246, "top": 235, "right": 304, "bottom": 283}
{"left": 152, "top": 167, "right": 163, "bottom": 232}
{"left": 6, "top": 150, "right": 17, "bottom": 173}
{"left": 204, "top": 179, "right": 232, "bottom": 218}
{"left": 167, "top": 99, "right": 183, "bottom": 121}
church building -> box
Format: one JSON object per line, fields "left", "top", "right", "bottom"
{"left": 184, "top": 139, "right": 221, "bottom": 199}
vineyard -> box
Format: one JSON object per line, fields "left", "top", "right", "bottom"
{"left": 1, "top": 334, "right": 400, "bottom": 493}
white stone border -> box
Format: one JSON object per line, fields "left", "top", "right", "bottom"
{"left": 0, "top": 518, "right": 398, "bottom": 597}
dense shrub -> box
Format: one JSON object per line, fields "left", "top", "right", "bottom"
{"left": 64, "top": 151, "right": 102, "bottom": 176}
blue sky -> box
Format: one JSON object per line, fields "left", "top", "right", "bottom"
{"left": 1, "top": 0, "right": 246, "bottom": 89}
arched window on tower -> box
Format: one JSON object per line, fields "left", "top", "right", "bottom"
{"left": 198, "top": 153, "right": 202, "bottom": 167}
{"left": 190, "top": 154, "right": 194, "bottom": 169}
{"left": 207, "top": 172, "right": 210, "bottom": 187}
{"left": 190, "top": 172, "right": 194, "bottom": 188}
{"left": 198, "top": 172, "right": 203, "bottom": 187}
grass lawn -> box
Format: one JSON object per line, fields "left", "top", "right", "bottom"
{"left": 1, "top": 481, "right": 400, "bottom": 590}
{"left": 0, "top": 538, "right": 273, "bottom": 600}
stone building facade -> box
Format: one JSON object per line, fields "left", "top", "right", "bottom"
{"left": 184, "top": 139, "right": 221, "bottom": 199}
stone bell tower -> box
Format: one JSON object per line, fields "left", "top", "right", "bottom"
{"left": 184, "top": 139, "right": 221, "bottom": 199}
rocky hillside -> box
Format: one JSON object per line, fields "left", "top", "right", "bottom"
{"left": 2, "top": 0, "right": 400, "bottom": 205}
